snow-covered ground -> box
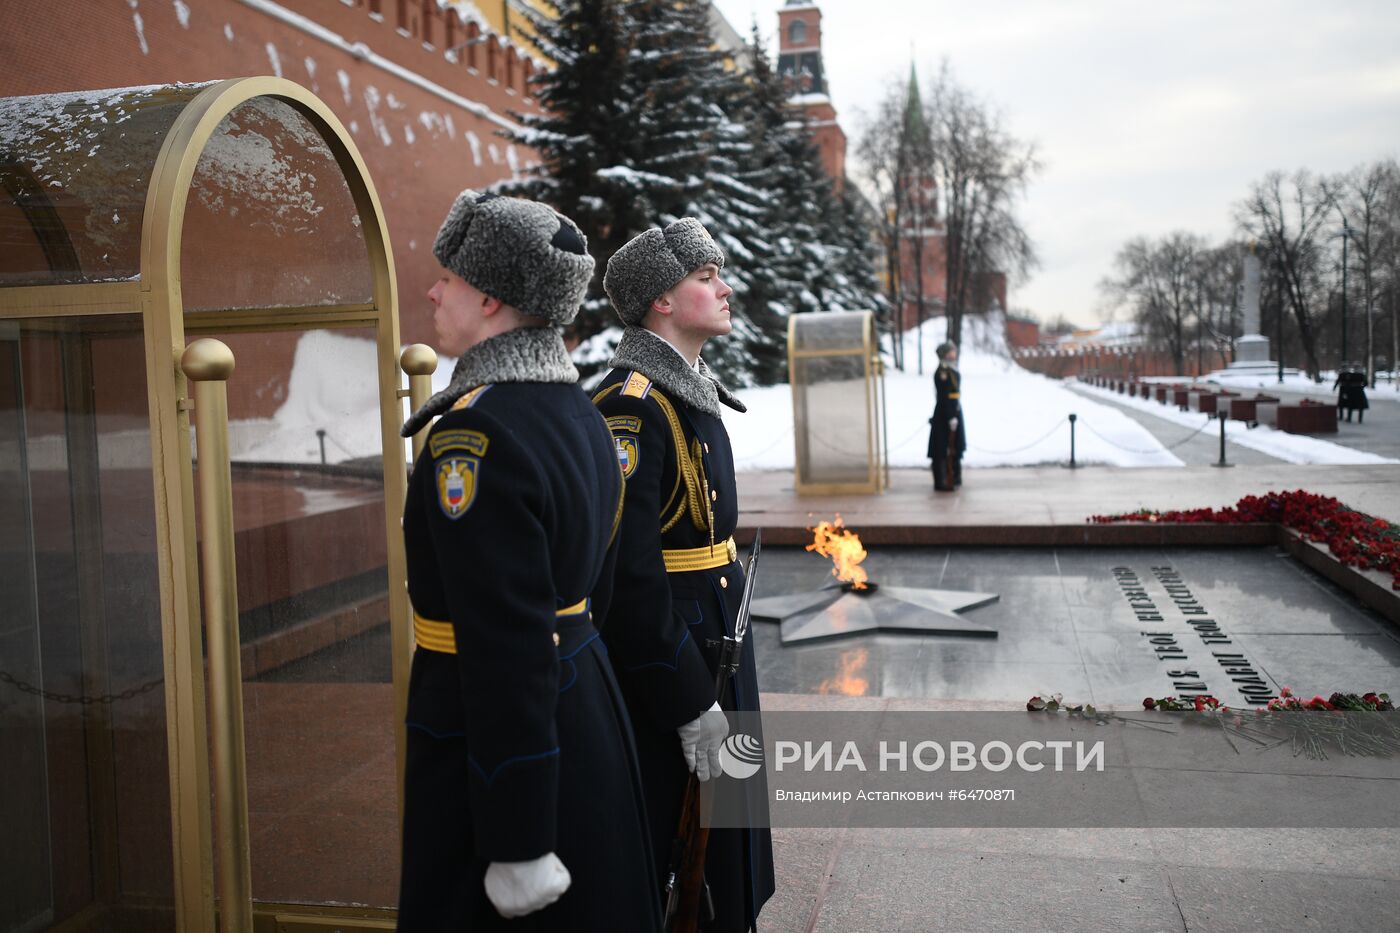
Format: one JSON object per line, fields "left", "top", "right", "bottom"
{"left": 728, "top": 316, "right": 1184, "bottom": 470}
{"left": 1192, "top": 369, "right": 1400, "bottom": 402}
{"left": 1069, "top": 380, "right": 1396, "bottom": 466}
{"left": 229, "top": 330, "right": 388, "bottom": 464}
{"left": 238, "top": 320, "right": 1390, "bottom": 470}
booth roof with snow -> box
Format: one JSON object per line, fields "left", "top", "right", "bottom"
{"left": 1, "top": 77, "right": 417, "bottom": 932}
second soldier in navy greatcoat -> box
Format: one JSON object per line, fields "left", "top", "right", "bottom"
{"left": 397, "top": 190, "right": 659, "bottom": 931}
{"left": 927, "top": 340, "right": 966, "bottom": 491}
{"left": 593, "top": 219, "right": 775, "bottom": 932}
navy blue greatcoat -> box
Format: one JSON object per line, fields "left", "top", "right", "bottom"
{"left": 927, "top": 364, "right": 967, "bottom": 489}
{"left": 398, "top": 381, "right": 660, "bottom": 932}
{"left": 594, "top": 368, "right": 775, "bottom": 933}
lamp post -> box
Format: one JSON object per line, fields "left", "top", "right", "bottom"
{"left": 1332, "top": 214, "right": 1353, "bottom": 371}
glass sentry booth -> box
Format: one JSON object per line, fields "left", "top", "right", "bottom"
{"left": 787, "top": 311, "right": 888, "bottom": 495}
{"left": 0, "top": 78, "right": 430, "bottom": 932}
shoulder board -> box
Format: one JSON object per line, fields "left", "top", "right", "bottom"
{"left": 620, "top": 371, "right": 653, "bottom": 399}
{"left": 449, "top": 385, "right": 492, "bottom": 412}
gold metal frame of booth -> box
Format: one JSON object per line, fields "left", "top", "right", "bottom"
{"left": 787, "top": 311, "right": 890, "bottom": 495}
{"left": 1, "top": 77, "right": 413, "bottom": 933}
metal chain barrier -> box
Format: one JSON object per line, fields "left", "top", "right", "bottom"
{"left": 1078, "top": 415, "right": 1214, "bottom": 454}
{"left": 967, "top": 417, "right": 1068, "bottom": 455}
{"left": 751, "top": 405, "right": 1217, "bottom": 465}
{"left": 806, "top": 425, "right": 888, "bottom": 457}
{"left": 886, "top": 422, "right": 937, "bottom": 453}
{"left": 0, "top": 668, "right": 163, "bottom": 706}
{"left": 732, "top": 426, "right": 795, "bottom": 464}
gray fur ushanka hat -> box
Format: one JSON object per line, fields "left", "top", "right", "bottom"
{"left": 603, "top": 218, "right": 726, "bottom": 325}
{"left": 433, "top": 189, "right": 594, "bottom": 325}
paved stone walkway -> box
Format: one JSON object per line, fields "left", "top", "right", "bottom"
{"left": 1065, "top": 385, "right": 1287, "bottom": 466}
{"left": 737, "top": 464, "right": 1400, "bottom": 536}
{"left": 1162, "top": 376, "right": 1398, "bottom": 459}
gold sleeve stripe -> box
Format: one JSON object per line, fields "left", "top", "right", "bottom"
{"left": 413, "top": 600, "right": 590, "bottom": 655}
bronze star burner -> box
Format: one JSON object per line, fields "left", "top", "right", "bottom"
{"left": 750, "top": 518, "right": 999, "bottom": 645}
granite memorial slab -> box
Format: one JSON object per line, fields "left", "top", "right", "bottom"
{"left": 750, "top": 546, "right": 1400, "bottom": 707}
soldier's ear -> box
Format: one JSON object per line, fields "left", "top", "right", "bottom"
{"left": 479, "top": 294, "right": 504, "bottom": 317}
{"left": 650, "top": 293, "right": 673, "bottom": 317}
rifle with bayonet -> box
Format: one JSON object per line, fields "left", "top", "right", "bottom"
{"left": 662, "top": 530, "right": 762, "bottom": 933}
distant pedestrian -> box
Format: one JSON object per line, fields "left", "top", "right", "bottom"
{"left": 927, "top": 341, "right": 966, "bottom": 491}
{"left": 1334, "top": 364, "right": 1369, "bottom": 423}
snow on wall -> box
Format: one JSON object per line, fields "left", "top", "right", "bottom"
{"left": 131, "top": 2, "right": 150, "bottom": 55}
{"left": 265, "top": 42, "right": 283, "bottom": 78}
{"left": 362, "top": 85, "right": 394, "bottom": 146}
{"left": 437, "top": 0, "right": 489, "bottom": 31}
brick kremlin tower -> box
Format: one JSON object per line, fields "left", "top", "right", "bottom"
{"left": 776, "top": 1, "right": 847, "bottom": 192}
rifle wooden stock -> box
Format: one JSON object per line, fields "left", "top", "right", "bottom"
{"left": 664, "top": 774, "right": 709, "bottom": 933}
{"left": 663, "top": 532, "right": 760, "bottom": 932}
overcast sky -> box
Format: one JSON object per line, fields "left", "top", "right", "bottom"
{"left": 711, "top": 0, "right": 1400, "bottom": 327}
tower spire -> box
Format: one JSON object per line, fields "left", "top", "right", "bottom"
{"left": 904, "top": 63, "right": 929, "bottom": 145}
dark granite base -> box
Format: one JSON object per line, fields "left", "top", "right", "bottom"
{"left": 749, "top": 546, "right": 1400, "bottom": 707}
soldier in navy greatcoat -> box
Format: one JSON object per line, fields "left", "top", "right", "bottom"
{"left": 593, "top": 219, "right": 775, "bottom": 932}
{"left": 397, "top": 191, "right": 660, "bottom": 931}
{"left": 927, "top": 341, "right": 967, "bottom": 491}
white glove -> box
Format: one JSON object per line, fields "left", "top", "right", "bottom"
{"left": 484, "top": 852, "right": 571, "bottom": 918}
{"left": 677, "top": 701, "right": 729, "bottom": 781}
{"left": 949, "top": 417, "right": 959, "bottom": 432}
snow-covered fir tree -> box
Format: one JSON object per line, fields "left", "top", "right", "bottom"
{"left": 733, "top": 27, "right": 885, "bottom": 348}
{"left": 499, "top": 0, "right": 885, "bottom": 385}
{"left": 824, "top": 182, "right": 890, "bottom": 318}
{"left": 725, "top": 24, "right": 827, "bottom": 381}
{"left": 616, "top": 0, "right": 782, "bottom": 385}
{"left": 495, "top": 0, "right": 640, "bottom": 349}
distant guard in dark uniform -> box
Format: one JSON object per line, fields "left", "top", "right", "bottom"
{"left": 593, "top": 219, "right": 775, "bottom": 932}
{"left": 397, "top": 190, "right": 660, "bottom": 931}
{"left": 927, "top": 340, "right": 967, "bottom": 491}
{"left": 1334, "top": 364, "right": 1369, "bottom": 423}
